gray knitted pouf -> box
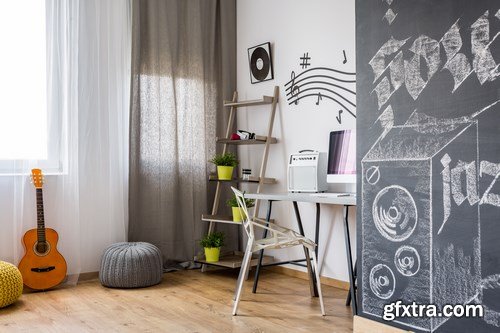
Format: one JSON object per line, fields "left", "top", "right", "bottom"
{"left": 99, "top": 242, "right": 163, "bottom": 288}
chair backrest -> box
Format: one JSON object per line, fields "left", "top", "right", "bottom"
{"left": 230, "top": 187, "right": 254, "bottom": 239}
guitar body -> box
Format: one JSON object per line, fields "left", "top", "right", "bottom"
{"left": 18, "top": 228, "right": 67, "bottom": 290}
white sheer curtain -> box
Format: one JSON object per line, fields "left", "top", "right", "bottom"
{"left": 0, "top": 0, "right": 131, "bottom": 282}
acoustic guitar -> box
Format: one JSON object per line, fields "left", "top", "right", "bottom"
{"left": 18, "top": 169, "right": 67, "bottom": 290}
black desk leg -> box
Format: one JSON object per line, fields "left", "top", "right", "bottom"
{"left": 343, "top": 205, "right": 357, "bottom": 315}
{"left": 346, "top": 260, "right": 357, "bottom": 306}
{"left": 293, "top": 201, "right": 318, "bottom": 297}
{"left": 315, "top": 203, "right": 320, "bottom": 260}
{"left": 252, "top": 200, "right": 273, "bottom": 294}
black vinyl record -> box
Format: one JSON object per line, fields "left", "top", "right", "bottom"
{"left": 250, "top": 47, "right": 270, "bottom": 81}
{"left": 248, "top": 42, "right": 273, "bottom": 84}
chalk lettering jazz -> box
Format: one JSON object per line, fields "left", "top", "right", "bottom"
{"left": 440, "top": 154, "right": 500, "bottom": 234}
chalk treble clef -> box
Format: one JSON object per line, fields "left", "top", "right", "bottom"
{"left": 290, "top": 71, "right": 300, "bottom": 105}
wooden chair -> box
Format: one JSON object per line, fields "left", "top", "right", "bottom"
{"left": 230, "top": 186, "right": 325, "bottom": 316}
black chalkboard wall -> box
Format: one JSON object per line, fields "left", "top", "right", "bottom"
{"left": 356, "top": 1, "right": 500, "bottom": 332}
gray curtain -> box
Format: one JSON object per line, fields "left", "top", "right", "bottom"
{"left": 129, "top": 0, "right": 237, "bottom": 265}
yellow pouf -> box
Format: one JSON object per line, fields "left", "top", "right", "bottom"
{"left": 0, "top": 261, "right": 23, "bottom": 308}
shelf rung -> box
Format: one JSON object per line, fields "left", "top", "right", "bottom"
{"left": 201, "top": 214, "right": 275, "bottom": 224}
{"left": 216, "top": 137, "right": 277, "bottom": 145}
{"left": 194, "top": 251, "right": 274, "bottom": 269}
{"left": 223, "top": 96, "right": 274, "bottom": 107}
{"left": 201, "top": 215, "right": 242, "bottom": 224}
{"left": 208, "top": 175, "right": 277, "bottom": 184}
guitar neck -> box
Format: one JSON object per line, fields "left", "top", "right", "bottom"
{"left": 36, "top": 188, "right": 46, "bottom": 242}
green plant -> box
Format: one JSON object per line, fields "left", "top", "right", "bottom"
{"left": 200, "top": 232, "right": 225, "bottom": 248}
{"left": 210, "top": 152, "right": 238, "bottom": 167}
{"left": 227, "top": 195, "right": 255, "bottom": 208}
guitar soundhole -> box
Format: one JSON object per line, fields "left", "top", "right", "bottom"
{"left": 33, "top": 241, "right": 51, "bottom": 256}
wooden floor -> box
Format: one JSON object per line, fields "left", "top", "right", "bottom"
{"left": 0, "top": 269, "right": 353, "bottom": 332}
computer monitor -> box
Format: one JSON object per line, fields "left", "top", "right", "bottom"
{"left": 327, "top": 129, "right": 356, "bottom": 183}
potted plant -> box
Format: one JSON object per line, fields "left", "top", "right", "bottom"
{"left": 227, "top": 196, "right": 255, "bottom": 222}
{"left": 210, "top": 152, "right": 238, "bottom": 180}
{"left": 200, "top": 232, "right": 225, "bottom": 262}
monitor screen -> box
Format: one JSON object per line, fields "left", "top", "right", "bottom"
{"left": 327, "top": 129, "right": 356, "bottom": 183}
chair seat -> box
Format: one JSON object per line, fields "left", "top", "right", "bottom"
{"left": 254, "top": 231, "right": 315, "bottom": 251}
{"left": 252, "top": 221, "right": 316, "bottom": 250}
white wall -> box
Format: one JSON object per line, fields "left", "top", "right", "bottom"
{"left": 236, "top": 0, "right": 356, "bottom": 282}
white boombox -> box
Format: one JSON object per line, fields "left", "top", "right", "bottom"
{"left": 287, "top": 150, "right": 328, "bottom": 193}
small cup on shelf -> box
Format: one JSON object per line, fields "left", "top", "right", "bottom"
{"left": 241, "top": 168, "right": 251, "bottom": 181}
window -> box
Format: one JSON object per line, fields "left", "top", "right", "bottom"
{"left": 0, "top": 1, "right": 62, "bottom": 174}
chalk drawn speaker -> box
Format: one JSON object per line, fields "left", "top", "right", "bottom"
{"left": 361, "top": 118, "right": 481, "bottom": 332}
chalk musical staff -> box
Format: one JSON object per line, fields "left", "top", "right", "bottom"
{"left": 284, "top": 67, "right": 356, "bottom": 118}
{"left": 343, "top": 50, "right": 347, "bottom": 64}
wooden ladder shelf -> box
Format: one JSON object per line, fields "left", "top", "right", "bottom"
{"left": 196, "top": 86, "right": 279, "bottom": 270}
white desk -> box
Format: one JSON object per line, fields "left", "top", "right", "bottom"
{"left": 246, "top": 192, "right": 356, "bottom": 205}
{"left": 245, "top": 192, "right": 357, "bottom": 315}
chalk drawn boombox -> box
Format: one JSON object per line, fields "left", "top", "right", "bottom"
{"left": 361, "top": 119, "right": 481, "bottom": 332}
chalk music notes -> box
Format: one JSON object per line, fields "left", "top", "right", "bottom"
{"left": 343, "top": 50, "right": 347, "bottom": 64}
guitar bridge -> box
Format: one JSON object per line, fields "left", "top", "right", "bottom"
{"left": 31, "top": 266, "right": 56, "bottom": 273}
